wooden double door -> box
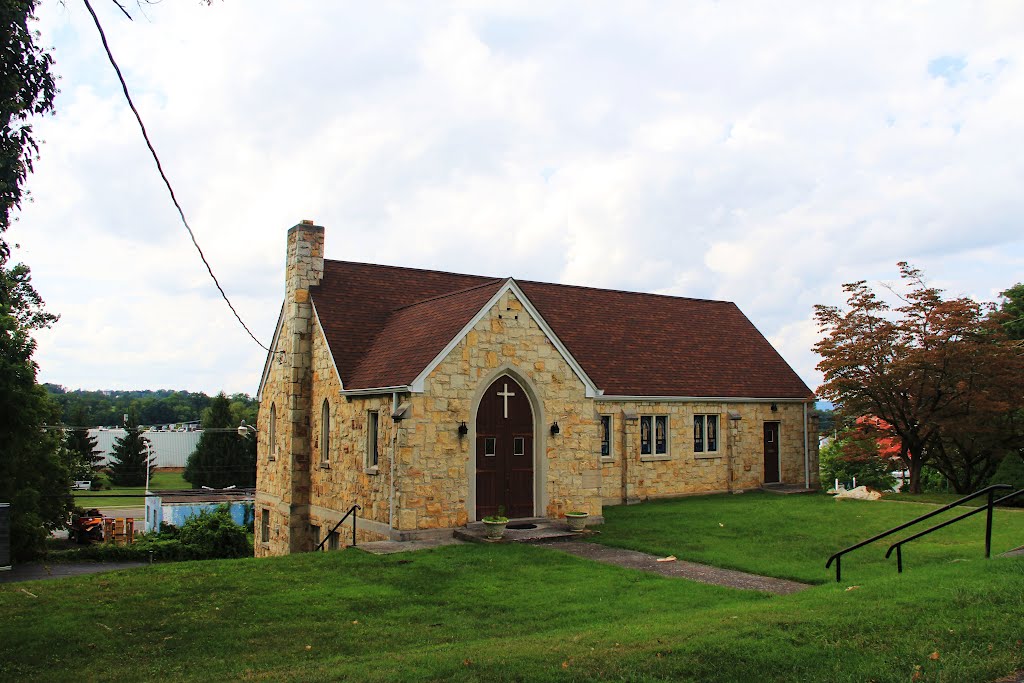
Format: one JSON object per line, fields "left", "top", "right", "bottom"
{"left": 476, "top": 376, "right": 534, "bottom": 519}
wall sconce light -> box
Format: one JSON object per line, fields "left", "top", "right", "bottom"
{"left": 770, "top": 402, "right": 778, "bottom": 412}
{"left": 458, "top": 422, "right": 468, "bottom": 437}
{"left": 550, "top": 422, "right": 560, "bottom": 436}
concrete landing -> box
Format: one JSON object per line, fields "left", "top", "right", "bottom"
{"left": 546, "top": 542, "right": 811, "bottom": 595}
{"left": 761, "top": 484, "right": 817, "bottom": 495}
{"left": 454, "top": 518, "right": 590, "bottom": 544}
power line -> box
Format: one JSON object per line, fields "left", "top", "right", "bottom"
{"left": 81, "top": 0, "right": 269, "bottom": 351}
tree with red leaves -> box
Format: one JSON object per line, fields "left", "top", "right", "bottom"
{"left": 814, "top": 263, "right": 1024, "bottom": 493}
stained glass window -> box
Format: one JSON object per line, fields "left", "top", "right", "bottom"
{"left": 694, "top": 415, "right": 719, "bottom": 453}
{"left": 640, "top": 416, "right": 652, "bottom": 455}
{"left": 367, "top": 411, "right": 379, "bottom": 467}
{"left": 655, "top": 416, "right": 667, "bottom": 454}
{"left": 600, "top": 415, "right": 611, "bottom": 457}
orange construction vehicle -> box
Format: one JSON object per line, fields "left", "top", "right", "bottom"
{"left": 69, "top": 509, "right": 105, "bottom": 544}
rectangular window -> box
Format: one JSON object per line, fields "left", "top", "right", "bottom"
{"left": 694, "top": 415, "right": 720, "bottom": 454}
{"left": 513, "top": 436, "right": 525, "bottom": 456}
{"left": 367, "top": 410, "right": 379, "bottom": 468}
{"left": 600, "top": 415, "right": 611, "bottom": 458}
{"left": 310, "top": 524, "right": 320, "bottom": 550}
{"left": 484, "top": 436, "right": 496, "bottom": 457}
{"left": 641, "top": 416, "right": 668, "bottom": 456}
{"left": 261, "top": 509, "right": 270, "bottom": 543}
{"left": 328, "top": 531, "right": 340, "bottom": 551}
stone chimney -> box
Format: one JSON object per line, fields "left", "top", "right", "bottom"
{"left": 282, "top": 220, "right": 324, "bottom": 552}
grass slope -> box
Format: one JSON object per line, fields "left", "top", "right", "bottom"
{"left": 595, "top": 492, "right": 1024, "bottom": 583}
{"left": 2, "top": 494, "right": 1021, "bottom": 682}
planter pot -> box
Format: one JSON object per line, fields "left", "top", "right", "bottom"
{"left": 482, "top": 519, "right": 507, "bottom": 540}
{"left": 565, "top": 512, "right": 589, "bottom": 532}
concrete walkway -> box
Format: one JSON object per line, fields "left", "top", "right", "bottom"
{"left": 545, "top": 542, "right": 810, "bottom": 595}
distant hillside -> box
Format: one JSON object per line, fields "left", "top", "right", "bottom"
{"left": 43, "top": 385, "right": 257, "bottom": 428}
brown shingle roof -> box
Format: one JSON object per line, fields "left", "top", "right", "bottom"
{"left": 310, "top": 260, "right": 813, "bottom": 398}
{"left": 518, "top": 281, "right": 812, "bottom": 398}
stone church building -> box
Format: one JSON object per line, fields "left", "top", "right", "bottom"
{"left": 255, "top": 221, "right": 818, "bottom": 556}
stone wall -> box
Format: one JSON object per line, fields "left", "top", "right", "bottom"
{"left": 307, "top": 320, "right": 391, "bottom": 545}
{"left": 595, "top": 401, "right": 818, "bottom": 505}
{"left": 400, "top": 288, "right": 602, "bottom": 528}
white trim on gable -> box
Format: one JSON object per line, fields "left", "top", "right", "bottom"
{"left": 408, "top": 278, "right": 602, "bottom": 397}
{"left": 311, "top": 301, "right": 345, "bottom": 392}
{"left": 256, "top": 303, "right": 285, "bottom": 402}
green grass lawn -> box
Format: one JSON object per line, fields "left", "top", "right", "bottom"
{"left": 595, "top": 491, "right": 1024, "bottom": 584}
{"left": 882, "top": 491, "right": 991, "bottom": 507}
{"left": 73, "top": 471, "right": 190, "bottom": 508}
{"left": 3, "top": 494, "right": 1021, "bottom": 682}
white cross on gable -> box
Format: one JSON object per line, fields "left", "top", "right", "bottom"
{"left": 496, "top": 383, "right": 515, "bottom": 419}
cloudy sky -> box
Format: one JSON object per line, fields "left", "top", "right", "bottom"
{"left": 11, "top": 1, "right": 1023, "bottom": 396}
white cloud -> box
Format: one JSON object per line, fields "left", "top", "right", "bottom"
{"left": 9, "top": 1, "right": 1024, "bottom": 395}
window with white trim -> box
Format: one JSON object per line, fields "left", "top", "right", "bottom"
{"left": 693, "top": 414, "right": 719, "bottom": 454}
{"left": 600, "top": 415, "right": 613, "bottom": 458}
{"left": 640, "top": 415, "right": 668, "bottom": 456}
{"left": 367, "top": 410, "right": 379, "bottom": 468}
{"left": 320, "top": 399, "right": 331, "bottom": 464}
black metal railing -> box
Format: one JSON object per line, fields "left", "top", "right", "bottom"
{"left": 886, "top": 488, "right": 1024, "bottom": 573}
{"left": 825, "top": 484, "right": 1013, "bottom": 582}
{"left": 315, "top": 504, "right": 361, "bottom": 551}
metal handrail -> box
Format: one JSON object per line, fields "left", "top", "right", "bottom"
{"left": 315, "top": 504, "right": 361, "bottom": 551}
{"left": 885, "top": 488, "right": 1024, "bottom": 573}
{"left": 825, "top": 484, "right": 1012, "bottom": 582}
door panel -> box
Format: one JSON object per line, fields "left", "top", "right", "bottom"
{"left": 763, "top": 422, "right": 781, "bottom": 483}
{"left": 476, "top": 376, "right": 534, "bottom": 519}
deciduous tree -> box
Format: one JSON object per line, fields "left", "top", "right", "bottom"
{"left": 0, "top": 258, "right": 70, "bottom": 559}
{"left": 814, "top": 264, "right": 1024, "bottom": 493}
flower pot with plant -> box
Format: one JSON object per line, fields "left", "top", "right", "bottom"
{"left": 482, "top": 506, "right": 508, "bottom": 540}
{"left": 565, "top": 510, "right": 589, "bottom": 532}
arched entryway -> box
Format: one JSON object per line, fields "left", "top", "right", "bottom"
{"left": 476, "top": 375, "right": 534, "bottom": 519}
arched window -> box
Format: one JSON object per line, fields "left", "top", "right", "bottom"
{"left": 268, "top": 403, "right": 277, "bottom": 460}
{"left": 321, "top": 399, "right": 331, "bottom": 463}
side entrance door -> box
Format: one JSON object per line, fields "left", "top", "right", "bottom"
{"left": 476, "top": 376, "right": 534, "bottom": 519}
{"left": 763, "top": 422, "right": 781, "bottom": 484}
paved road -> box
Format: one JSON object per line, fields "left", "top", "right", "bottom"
{"left": 0, "top": 561, "right": 148, "bottom": 584}
{"left": 98, "top": 507, "right": 144, "bottom": 520}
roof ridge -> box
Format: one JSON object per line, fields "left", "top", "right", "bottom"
{"left": 392, "top": 278, "right": 506, "bottom": 311}
{"left": 324, "top": 258, "right": 498, "bottom": 282}
{"left": 518, "top": 279, "right": 733, "bottom": 305}
{"left": 325, "top": 258, "right": 733, "bottom": 306}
